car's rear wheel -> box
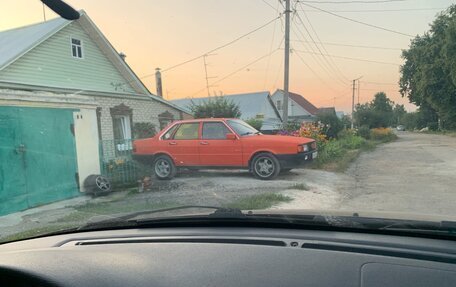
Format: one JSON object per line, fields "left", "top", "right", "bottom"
{"left": 251, "top": 153, "right": 280, "bottom": 180}
{"left": 153, "top": 155, "right": 177, "bottom": 180}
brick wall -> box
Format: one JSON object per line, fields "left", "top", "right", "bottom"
{"left": 95, "top": 95, "right": 183, "bottom": 141}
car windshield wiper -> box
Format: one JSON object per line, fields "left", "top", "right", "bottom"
{"left": 79, "top": 205, "right": 246, "bottom": 230}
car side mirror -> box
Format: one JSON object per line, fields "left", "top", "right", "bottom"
{"left": 226, "top": 133, "right": 237, "bottom": 140}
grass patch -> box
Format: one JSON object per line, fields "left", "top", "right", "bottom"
{"left": 289, "top": 183, "right": 310, "bottom": 191}
{"left": 224, "top": 193, "right": 292, "bottom": 210}
{"left": 311, "top": 132, "right": 388, "bottom": 172}
{"left": 55, "top": 197, "right": 179, "bottom": 224}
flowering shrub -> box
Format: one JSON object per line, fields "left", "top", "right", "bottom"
{"left": 278, "top": 122, "right": 328, "bottom": 149}
{"left": 370, "top": 128, "right": 397, "bottom": 142}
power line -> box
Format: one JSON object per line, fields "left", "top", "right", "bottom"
{"left": 295, "top": 5, "right": 350, "bottom": 82}
{"left": 190, "top": 48, "right": 281, "bottom": 97}
{"left": 291, "top": 18, "right": 348, "bottom": 87}
{"left": 263, "top": 0, "right": 282, "bottom": 89}
{"left": 293, "top": 49, "right": 347, "bottom": 97}
{"left": 363, "top": 81, "right": 398, "bottom": 85}
{"left": 138, "top": 16, "right": 280, "bottom": 79}
{"left": 292, "top": 49, "right": 400, "bottom": 65}
{"left": 260, "top": 0, "right": 278, "bottom": 11}
{"left": 298, "top": 2, "right": 414, "bottom": 37}
{"left": 291, "top": 39, "right": 401, "bottom": 50}
{"left": 299, "top": 0, "right": 406, "bottom": 4}
{"left": 299, "top": 7, "right": 446, "bottom": 13}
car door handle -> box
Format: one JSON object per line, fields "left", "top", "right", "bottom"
{"left": 200, "top": 141, "right": 209, "bottom": 145}
{"left": 168, "top": 142, "right": 177, "bottom": 145}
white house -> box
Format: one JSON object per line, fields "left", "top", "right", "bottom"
{"left": 171, "top": 91, "right": 282, "bottom": 132}
{"left": 270, "top": 89, "right": 319, "bottom": 122}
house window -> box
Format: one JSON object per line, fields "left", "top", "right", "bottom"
{"left": 276, "top": 100, "right": 282, "bottom": 111}
{"left": 110, "top": 104, "right": 133, "bottom": 152}
{"left": 113, "top": 115, "right": 132, "bottom": 140}
{"left": 71, "top": 38, "right": 83, "bottom": 58}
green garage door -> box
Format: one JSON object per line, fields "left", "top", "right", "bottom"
{"left": 0, "top": 106, "right": 79, "bottom": 216}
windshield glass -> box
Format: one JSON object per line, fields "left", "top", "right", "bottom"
{"left": 1, "top": 0, "right": 456, "bottom": 243}
{"left": 226, "top": 119, "right": 259, "bottom": 136}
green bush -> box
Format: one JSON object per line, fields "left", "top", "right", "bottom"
{"left": 338, "top": 134, "right": 366, "bottom": 150}
{"left": 337, "top": 128, "right": 356, "bottom": 138}
{"left": 317, "top": 112, "right": 343, "bottom": 138}
{"left": 245, "top": 118, "right": 263, "bottom": 131}
{"left": 357, "top": 125, "right": 371, "bottom": 139}
{"left": 189, "top": 96, "right": 241, "bottom": 118}
{"left": 133, "top": 122, "right": 156, "bottom": 139}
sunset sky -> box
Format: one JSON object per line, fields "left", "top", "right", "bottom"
{"left": 1, "top": 0, "right": 454, "bottom": 113}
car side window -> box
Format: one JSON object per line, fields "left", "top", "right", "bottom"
{"left": 202, "top": 122, "right": 231, "bottom": 140}
{"left": 162, "top": 124, "right": 179, "bottom": 140}
{"left": 173, "top": 123, "right": 199, "bottom": 140}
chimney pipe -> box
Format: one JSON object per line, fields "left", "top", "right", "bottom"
{"left": 155, "top": 68, "right": 163, "bottom": 98}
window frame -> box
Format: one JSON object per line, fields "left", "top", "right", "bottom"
{"left": 160, "top": 123, "right": 180, "bottom": 140}
{"left": 201, "top": 121, "right": 233, "bottom": 140}
{"left": 70, "top": 37, "right": 84, "bottom": 59}
{"left": 112, "top": 115, "right": 132, "bottom": 140}
{"left": 276, "top": 100, "right": 282, "bottom": 111}
{"left": 171, "top": 122, "right": 201, "bottom": 140}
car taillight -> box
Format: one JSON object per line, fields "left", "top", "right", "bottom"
{"left": 311, "top": 141, "right": 317, "bottom": 150}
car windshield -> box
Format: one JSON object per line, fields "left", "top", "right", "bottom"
{"left": 1, "top": 0, "right": 456, "bottom": 243}
{"left": 226, "top": 119, "right": 259, "bottom": 136}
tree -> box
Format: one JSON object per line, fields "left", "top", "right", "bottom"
{"left": 245, "top": 118, "right": 263, "bottom": 130}
{"left": 392, "top": 104, "right": 407, "bottom": 126}
{"left": 400, "top": 5, "right": 456, "bottom": 130}
{"left": 317, "top": 112, "right": 343, "bottom": 138}
{"left": 341, "top": 115, "right": 351, "bottom": 129}
{"left": 353, "top": 92, "right": 394, "bottom": 128}
{"left": 189, "top": 96, "right": 241, "bottom": 119}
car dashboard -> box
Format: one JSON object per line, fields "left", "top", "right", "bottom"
{"left": 0, "top": 227, "right": 455, "bottom": 287}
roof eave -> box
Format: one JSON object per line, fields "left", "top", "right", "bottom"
{"left": 0, "top": 20, "right": 71, "bottom": 71}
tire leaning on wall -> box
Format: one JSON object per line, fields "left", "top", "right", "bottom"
{"left": 83, "top": 174, "right": 112, "bottom": 197}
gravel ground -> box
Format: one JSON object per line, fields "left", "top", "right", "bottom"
{"left": 1, "top": 131, "right": 455, "bottom": 239}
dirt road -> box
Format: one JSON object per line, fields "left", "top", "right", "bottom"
{"left": 333, "top": 132, "right": 456, "bottom": 216}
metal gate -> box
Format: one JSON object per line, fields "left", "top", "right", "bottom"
{"left": 0, "top": 106, "right": 79, "bottom": 216}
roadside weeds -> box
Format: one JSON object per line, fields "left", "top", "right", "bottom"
{"left": 311, "top": 137, "right": 393, "bottom": 172}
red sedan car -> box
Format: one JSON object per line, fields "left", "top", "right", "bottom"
{"left": 133, "top": 118, "right": 317, "bottom": 180}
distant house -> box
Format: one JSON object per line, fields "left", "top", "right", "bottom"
{"left": 171, "top": 91, "right": 282, "bottom": 131}
{"left": 270, "top": 89, "right": 318, "bottom": 122}
{"left": 0, "top": 11, "right": 190, "bottom": 215}
{"left": 317, "top": 107, "right": 337, "bottom": 117}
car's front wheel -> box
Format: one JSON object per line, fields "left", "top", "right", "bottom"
{"left": 153, "top": 155, "right": 177, "bottom": 180}
{"left": 251, "top": 153, "right": 280, "bottom": 180}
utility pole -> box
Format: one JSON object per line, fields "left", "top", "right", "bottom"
{"left": 282, "top": 0, "right": 291, "bottom": 125}
{"left": 203, "top": 54, "right": 217, "bottom": 97}
{"left": 351, "top": 76, "right": 363, "bottom": 129}
{"left": 351, "top": 79, "right": 355, "bottom": 129}
{"left": 357, "top": 80, "right": 360, "bottom": 104}
{"left": 203, "top": 55, "right": 210, "bottom": 97}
